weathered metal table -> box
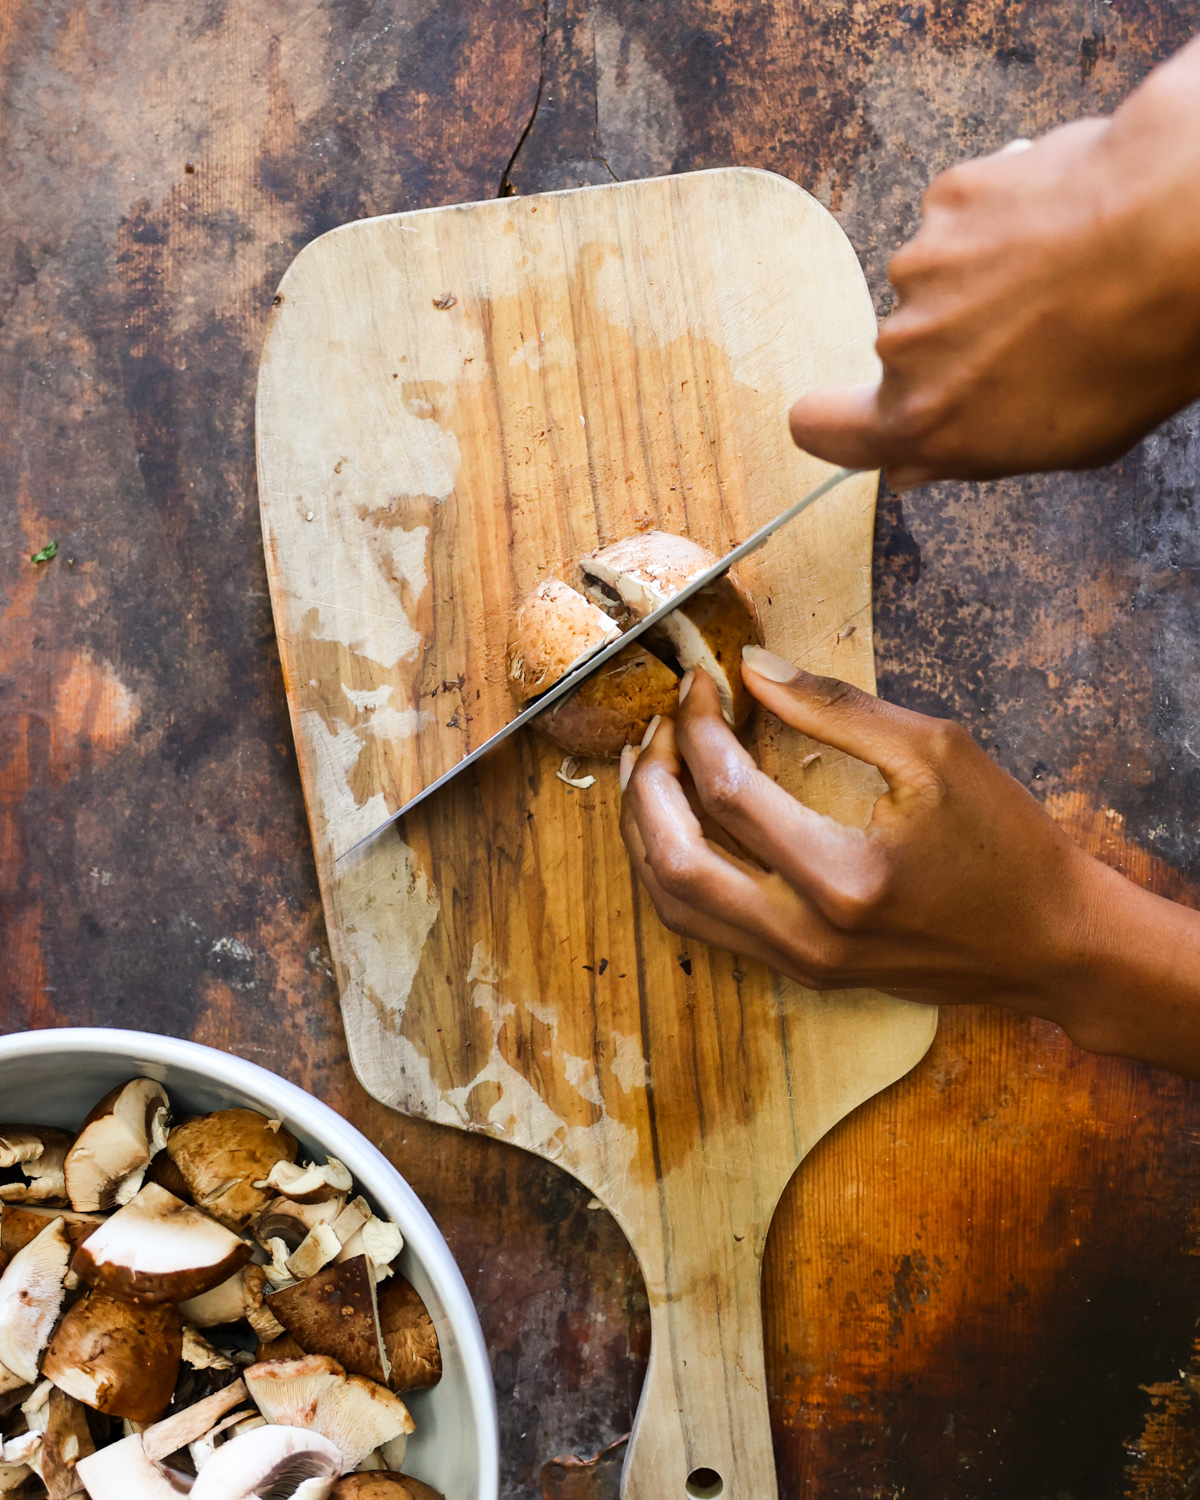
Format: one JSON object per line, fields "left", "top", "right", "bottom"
{"left": 3, "top": 3, "right": 1200, "bottom": 1495}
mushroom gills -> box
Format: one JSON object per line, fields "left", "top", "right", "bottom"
{"left": 187, "top": 1422, "right": 341, "bottom": 1500}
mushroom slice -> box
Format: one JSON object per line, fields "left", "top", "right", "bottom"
{"left": 187, "top": 1423, "right": 341, "bottom": 1500}
{"left": 74, "top": 1433, "right": 193, "bottom": 1498}
{"left": 0, "top": 1463, "right": 36, "bottom": 1496}
{"left": 267, "top": 1257, "right": 389, "bottom": 1383}
{"left": 334, "top": 1477, "right": 444, "bottom": 1500}
{"left": 64, "top": 1079, "right": 171, "bottom": 1212}
{"left": 141, "top": 1377, "right": 248, "bottom": 1462}
{"left": 181, "top": 1324, "right": 235, "bottom": 1372}
{"left": 335, "top": 1218, "right": 402, "bottom": 1283}
{"left": 581, "top": 532, "right": 763, "bottom": 726}
{"left": 0, "top": 1215, "right": 71, "bottom": 1383}
{"left": 245, "top": 1357, "right": 414, "bottom": 1469}
{"left": 38, "top": 1386, "right": 95, "bottom": 1500}
{"left": 177, "top": 1266, "right": 248, "bottom": 1329}
{"left": 1, "top": 1204, "right": 105, "bottom": 1257}
{"left": 255, "top": 1197, "right": 346, "bottom": 1256}
{"left": 71, "top": 1182, "right": 253, "bottom": 1304}
{"left": 243, "top": 1265, "right": 287, "bottom": 1341}
{"left": 42, "top": 1291, "right": 182, "bottom": 1422}
{"left": 285, "top": 1223, "right": 342, "bottom": 1282}
{"left": 261, "top": 1160, "right": 353, "bottom": 1205}
{"left": 377, "top": 1279, "right": 441, "bottom": 1395}
{"left": 165, "top": 1110, "right": 298, "bottom": 1232}
{"left": 0, "top": 1127, "right": 72, "bottom": 1207}
{"left": 507, "top": 578, "right": 621, "bottom": 704}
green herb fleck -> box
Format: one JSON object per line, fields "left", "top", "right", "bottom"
{"left": 30, "top": 541, "right": 58, "bottom": 564}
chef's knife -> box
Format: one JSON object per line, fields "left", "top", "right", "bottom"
{"left": 338, "top": 465, "right": 860, "bottom": 860}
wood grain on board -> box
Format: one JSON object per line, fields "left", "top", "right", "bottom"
{"left": 257, "top": 168, "right": 936, "bottom": 1498}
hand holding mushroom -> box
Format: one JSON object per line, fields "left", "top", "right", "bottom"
{"left": 619, "top": 651, "right": 1200, "bottom": 1079}
{"left": 0, "top": 1082, "right": 443, "bottom": 1499}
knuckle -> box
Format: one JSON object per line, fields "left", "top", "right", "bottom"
{"left": 922, "top": 717, "right": 973, "bottom": 768}
{"left": 700, "top": 761, "right": 756, "bottom": 821}
{"left": 795, "top": 937, "right": 848, "bottom": 987}
{"left": 650, "top": 844, "right": 706, "bottom": 904}
{"left": 821, "top": 863, "right": 891, "bottom": 932}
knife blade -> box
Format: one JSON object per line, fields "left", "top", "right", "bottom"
{"left": 337, "top": 465, "right": 860, "bottom": 861}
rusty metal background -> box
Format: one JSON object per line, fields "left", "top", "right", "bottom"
{"left": 3, "top": 3, "right": 1200, "bottom": 1496}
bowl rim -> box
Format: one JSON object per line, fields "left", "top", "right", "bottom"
{"left": 0, "top": 1025, "right": 500, "bottom": 1500}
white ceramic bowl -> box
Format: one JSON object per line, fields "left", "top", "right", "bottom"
{"left": 0, "top": 1027, "right": 499, "bottom": 1500}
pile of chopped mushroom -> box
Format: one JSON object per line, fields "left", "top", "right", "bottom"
{"left": 0, "top": 1083, "right": 444, "bottom": 1499}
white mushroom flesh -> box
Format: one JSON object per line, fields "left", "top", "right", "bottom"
{"left": 74, "top": 1433, "right": 193, "bottom": 1499}
{"left": 245, "top": 1356, "right": 414, "bottom": 1469}
{"left": 187, "top": 1422, "right": 342, "bottom": 1500}
{"left": 0, "top": 1216, "right": 70, "bottom": 1383}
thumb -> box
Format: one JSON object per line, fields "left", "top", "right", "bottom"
{"left": 788, "top": 382, "right": 891, "bottom": 469}
{"left": 741, "top": 645, "right": 930, "bottom": 786}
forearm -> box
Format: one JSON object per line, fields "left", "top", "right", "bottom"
{"left": 1037, "top": 858, "right": 1200, "bottom": 1077}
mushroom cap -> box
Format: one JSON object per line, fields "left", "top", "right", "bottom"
{"left": 535, "top": 642, "right": 680, "bottom": 758}
{"left": 581, "top": 532, "right": 762, "bottom": 727}
{"left": 377, "top": 1278, "right": 441, "bottom": 1395}
{"left": 70, "top": 1182, "right": 253, "bottom": 1305}
{"left": 188, "top": 1423, "right": 342, "bottom": 1500}
{"left": 245, "top": 1356, "right": 414, "bottom": 1469}
{"left": 507, "top": 579, "right": 621, "bottom": 704}
{"left": 0, "top": 1127, "right": 72, "bottom": 1207}
{"left": 41, "top": 1291, "right": 182, "bottom": 1422}
{"left": 1, "top": 1204, "right": 104, "bottom": 1258}
{"left": 64, "top": 1079, "right": 171, "bottom": 1212}
{"left": 334, "top": 1476, "right": 445, "bottom": 1499}
{"left": 73, "top": 1433, "right": 193, "bottom": 1499}
{"left": 165, "top": 1109, "right": 298, "bottom": 1231}
{"left": 0, "top": 1215, "right": 71, "bottom": 1383}
{"left": 267, "top": 1255, "right": 389, "bottom": 1384}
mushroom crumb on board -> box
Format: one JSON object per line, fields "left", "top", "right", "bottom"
{"left": 507, "top": 530, "right": 764, "bottom": 761}
{"left": 0, "top": 1083, "right": 443, "bottom": 1500}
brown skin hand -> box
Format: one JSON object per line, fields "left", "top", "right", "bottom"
{"left": 620, "top": 659, "right": 1200, "bottom": 1080}
{"left": 788, "top": 36, "right": 1200, "bottom": 487}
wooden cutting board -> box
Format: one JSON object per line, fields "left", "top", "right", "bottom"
{"left": 257, "top": 168, "right": 936, "bottom": 1500}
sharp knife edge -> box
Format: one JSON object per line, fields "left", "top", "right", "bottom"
{"left": 337, "top": 465, "right": 860, "bottom": 861}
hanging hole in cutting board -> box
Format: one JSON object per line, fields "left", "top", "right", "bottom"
{"left": 685, "top": 1468, "right": 724, "bottom": 1498}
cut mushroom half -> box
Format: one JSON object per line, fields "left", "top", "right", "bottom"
{"left": 581, "top": 532, "right": 763, "bottom": 727}
{"left": 0, "top": 1215, "right": 71, "bottom": 1383}
{"left": 267, "top": 1256, "right": 389, "bottom": 1383}
{"left": 0, "top": 1127, "right": 72, "bottom": 1207}
{"left": 187, "top": 1422, "right": 342, "bottom": 1500}
{"left": 64, "top": 1079, "right": 171, "bottom": 1212}
{"left": 71, "top": 1181, "right": 253, "bottom": 1304}
{"left": 177, "top": 1265, "right": 249, "bottom": 1328}
{"left": 165, "top": 1109, "right": 298, "bottom": 1231}
{"left": 42, "top": 1291, "right": 182, "bottom": 1422}
{"left": 334, "top": 1477, "right": 445, "bottom": 1499}
{"left": 507, "top": 578, "right": 621, "bottom": 704}
{"left": 255, "top": 1195, "right": 348, "bottom": 1257}
{"left": 245, "top": 1356, "right": 414, "bottom": 1469}
{"left": 261, "top": 1159, "right": 353, "bottom": 1205}
{"left": 74, "top": 1433, "right": 194, "bottom": 1499}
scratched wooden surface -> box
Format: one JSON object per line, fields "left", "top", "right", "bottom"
{"left": 256, "top": 168, "right": 936, "bottom": 1498}
{"left": 3, "top": 3, "right": 1200, "bottom": 1498}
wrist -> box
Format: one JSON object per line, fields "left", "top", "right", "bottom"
{"left": 1029, "top": 852, "right": 1200, "bottom": 1072}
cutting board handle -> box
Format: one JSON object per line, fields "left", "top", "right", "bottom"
{"left": 622, "top": 1235, "right": 778, "bottom": 1500}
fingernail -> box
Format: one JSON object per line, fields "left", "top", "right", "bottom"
{"left": 640, "top": 714, "right": 661, "bottom": 750}
{"left": 741, "top": 645, "right": 796, "bottom": 683}
{"left": 619, "top": 745, "right": 635, "bottom": 792}
{"left": 678, "top": 670, "right": 694, "bottom": 704}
